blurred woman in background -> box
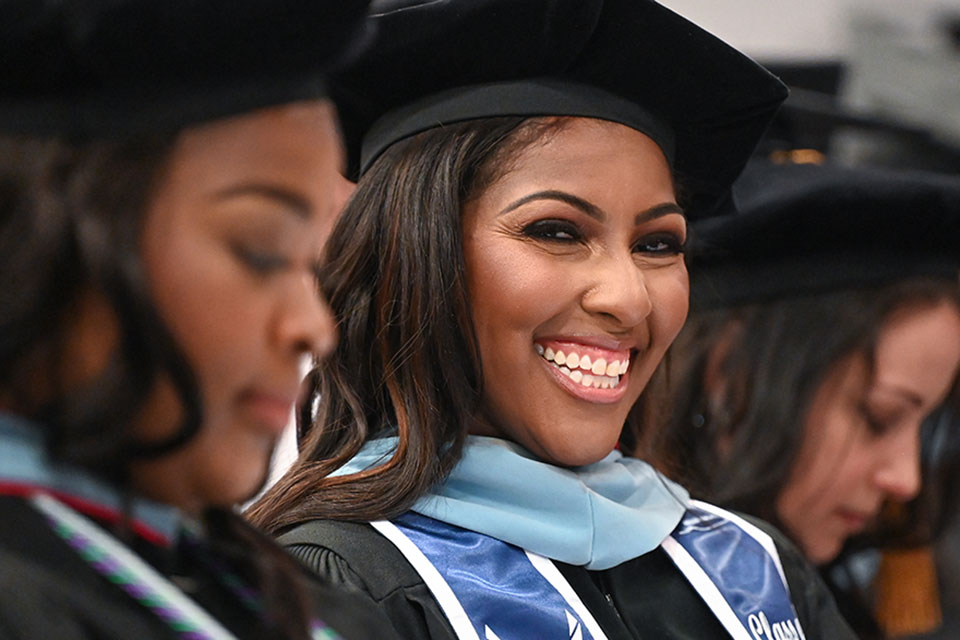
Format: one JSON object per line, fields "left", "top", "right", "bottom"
{"left": 0, "top": 1, "right": 397, "bottom": 638}
{"left": 655, "top": 162, "right": 960, "bottom": 639}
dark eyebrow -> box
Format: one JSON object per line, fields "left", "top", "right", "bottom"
{"left": 499, "top": 189, "right": 685, "bottom": 225}
{"left": 500, "top": 190, "right": 605, "bottom": 220}
{"left": 637, "top": 202, "right": 685, "bottom": 225}
{"left": 213, "top": 184, "right": 311, "bottom": 220}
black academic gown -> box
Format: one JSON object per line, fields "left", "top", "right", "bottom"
{"left": 280, "top": 517, "right": 858, "bottom": 640}
{"left": 0, "top": 495, "right": 396, "bottom": 640}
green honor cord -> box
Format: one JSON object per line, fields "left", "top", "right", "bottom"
{"left": 31, "top": 492, "right": 341, "bottom": 640}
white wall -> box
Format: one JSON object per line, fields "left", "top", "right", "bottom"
{"left": 659, "top": 0, "right": 960, "bottom": 61}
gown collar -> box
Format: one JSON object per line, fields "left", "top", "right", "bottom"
{"left": 0, "top": 412, "right": 184, "bottom": 546}
{"left": 337, "top": 435, "right": 689, "bottom": 570}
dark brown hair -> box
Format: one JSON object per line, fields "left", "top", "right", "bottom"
{"left": 0, "top": 134, "right": 317, "bottom": 640}
{"left": 652, "top": 277, "right": 960, "bottom": 545}
{"left": 0, "top": 134, "right": 200, "bottom": 468}
{"left": 248, "top": 115, "right": 678, "bottom": 533}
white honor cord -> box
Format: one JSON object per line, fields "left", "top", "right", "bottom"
{"left": 30, "top": 492, "right": 239, "bottom": 640}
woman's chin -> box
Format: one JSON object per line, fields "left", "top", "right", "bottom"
{"left": 801, "top": 534, "right": 844, "bottom": 567}
{"left": 533, "top": 435, "right": 620, "bottom": 468}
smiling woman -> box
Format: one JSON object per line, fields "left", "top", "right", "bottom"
{"left": 248, "top": 1, "right": 855, "bottom": 639}
{"left": 0, "top": 1, "right": 398, "bottom": 638}
{"left": 462, "top": 119, "right": 688, "bottom": 466}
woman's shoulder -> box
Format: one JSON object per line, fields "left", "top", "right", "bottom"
{"left": 727, "top": 511, "right": 834, "bottom": 589}
{"left": 699, "top": 504, "right": 860, "bottom": 639}
{"left": 279, "top": 518, "right": 457, "bottom": 640}
{"left": 280, "top": 519, "right": 424, "bottom": 597}
{"left": 0, "top": 496, "right": 170, "bottom": 638}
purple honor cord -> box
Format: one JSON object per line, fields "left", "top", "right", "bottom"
{"left": 32, "top": 492, "right": 237, "bottom": 640}
{"left": 30, "top": 492, "right": 341, "bottom": 640}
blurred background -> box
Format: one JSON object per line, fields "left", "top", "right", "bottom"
{"left": 658, "top": 3, "right": 960, "bottom": 638}
{"left": 661, "top": 0, "right": 960, "bottom": 175}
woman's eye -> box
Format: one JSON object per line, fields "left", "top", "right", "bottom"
{"left": 233, "top": 246, "right": 289, "bottom": 274}
{"left": 634, "top": 233, "right": 685, "bottom": 255}
{"left": 859, "top": 404, "right": 892, "bottom": 435}
{"left": 521, "top": 219, "right": 583, "bottom": 242}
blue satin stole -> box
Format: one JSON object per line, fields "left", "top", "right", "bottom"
{"left": 375, "top": 512, "right": 605, "bottom": 640}
{"left": 375, "top": 503, "right": 806, "bottom": 640}
{"left": 661, "top": 501, "right": 806, "bottom": 640}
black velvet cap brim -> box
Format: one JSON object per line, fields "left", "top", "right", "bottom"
{"left": 0, "top": 0, "right": 372, "bottom": 137}
{"left": 690, "top": 162, "right": 960, "bottom": 310}
{"left": 332, "top": 0, "right": 788, "bottom": 220}
{"left": 362, "top": 79, "right": 677, "bottom": 178}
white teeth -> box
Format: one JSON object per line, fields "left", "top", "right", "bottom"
{"left": 591, "top": 358, "right": 607, "bottom": 375}
{"left": 536, "top": 344, "right": 627, "bottom": 389}
{"left": 554, "top": 365, "right": 621, "bottom": 389}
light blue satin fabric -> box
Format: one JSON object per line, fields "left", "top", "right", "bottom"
{"left": 334, "top": 435, "right": 689, "bottom": 570}
{"left": 0, "top": 412, "right": 183, "bottom": 543}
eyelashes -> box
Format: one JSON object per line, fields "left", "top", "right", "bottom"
{"left": 233, "top": 245, "right": 326, "bottom": 286}
{"left": 520, "top": 218, "right": 685, "bottom": 255}
{"left": 232, "top": 245, "right": 289, "bottom": 274}
{"left": 635, "top": 233, "right": 685, "bottom": 255}
{"left": 521, "top": 219, "right": 581, "bottom": 242}
{"left": 858, "top": 402, "right": 894, "bottom": 436}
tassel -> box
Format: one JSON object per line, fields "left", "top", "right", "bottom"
{"left": 874, "top": 546, "right": 942, "bottom": 637}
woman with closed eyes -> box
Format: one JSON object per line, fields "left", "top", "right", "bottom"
{"left": 0, "top": 1, "right": 398, "bottom": 638}
{"left": 653, "top": 162, "right": 960, "bottom": 639}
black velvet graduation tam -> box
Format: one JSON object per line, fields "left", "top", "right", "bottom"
{"left": 690, "top": 162, "right": 960, "bottom": 310}
{"left": 332, "top": 0, "right": 789, "bottom": 219}
{"left": 0, "top": 0, "right": 371, "bottom": 137}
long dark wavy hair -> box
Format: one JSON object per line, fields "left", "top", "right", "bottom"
{"left": 653, "top": 277, "right": 960, "bottom": 545}
{"left": 247, "top": 115, "right": 673, "bottom": 533}
{"left": 0, "top": 134, "right": 317, "bottom": 639}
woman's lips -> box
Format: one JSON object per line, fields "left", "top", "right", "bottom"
{"left": 239, "top": 390, "right": 296, "bottom": 434}
{"left": 834, "top": 508, "right": 873, "bottom": 533}
{"left": 536, "top": 342, "right": 633, "bottom": 404}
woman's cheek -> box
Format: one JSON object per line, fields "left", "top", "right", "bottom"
{"left": 652, "top": 267, "right": 690, "bottom": 343}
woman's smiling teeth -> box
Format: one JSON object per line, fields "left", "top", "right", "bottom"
{"left": 535, "top": 343, "right": 629, "bottom": 389}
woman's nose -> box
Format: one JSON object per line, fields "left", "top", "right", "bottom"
{"left": 874, "top": 427, "right": 922, "bottom": 502}
{"left": 579, "top": 253, "right": 653, "bottom": 329}
{"left": 275, "top": 272, "right": 338, "bottom": 361}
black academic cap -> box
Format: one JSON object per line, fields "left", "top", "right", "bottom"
{"left": 332, "top": 0, "right": 788, "bottom": 219}
{"left": 0, "top": 0, "right": 371, "bottom": 137}
{"left": 690, "top": 162, "right": 960, "bottom": 310}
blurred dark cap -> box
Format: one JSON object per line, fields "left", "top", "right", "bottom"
{"left": 332, "top": 0, "right": 788, "bottom": 219}
{"left": 0, "top": 0, "right": 372, "bottom": 138}
{"left": 691, "top": 162, "right": 960, "bottom": 310}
